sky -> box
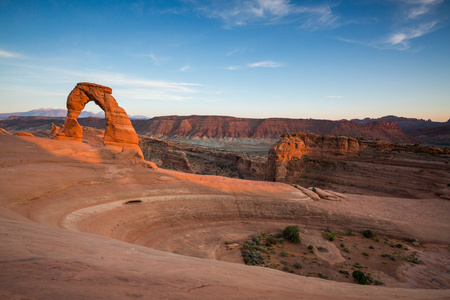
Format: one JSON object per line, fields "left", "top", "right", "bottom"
{"left": 0, "top": 0, "right": 449, "bottom": 121}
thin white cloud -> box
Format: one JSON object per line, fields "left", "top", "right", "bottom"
{"left": 142, "top": 52, "right": 167, "bottom": 65}
{"left": 382, "top": 21, "right": 438, "bottom": 50}
{"left": 403, "top": 0, "right": 443, "bottom": 19}
{"left": 0, "top": 62, "right": 207, "bottom": 103}
{"left": 191, "top": 0, "right": 339, "bottom": 30}
{"left": 0, "top": 49, "right": 24, "bottom": 59}
{"left": 248, "top": 60, "right": 282, "bottom": 68}
{"left": 179, "top": 65, "right": 191, "bottom": 72}
{"left": 225, "top": 60, "right": 282, "bottom": 70}
{"left": 338, "top": 0, "right": 444, "bottom": 51}
{"left": 225, "top": 65, "right": 242, "bottom": 70}
{"left": 326, "top": 95, "right": 343, "bottom": 99}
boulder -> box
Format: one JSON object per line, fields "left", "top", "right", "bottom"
{"left": 15, "top": 132, "right": 34, "bottom": 137}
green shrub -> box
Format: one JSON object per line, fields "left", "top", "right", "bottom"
{"left": 324, "top": 232, "right": 335, "bottom": 241}
{"left": 282, "top": 266, "right": 289, "bottom": 272}
{"left": 374, "top": 279, "right": 384, "bottom": 285}
{"left": 352, "top": 270, "right": 371, "bottom": 285}
{"left": 339, "top": 270, "right": 350, "bottom": 275}
{"left": 362, "top": 229, "right": 374, "bottom": 238}
{"left": 346, "top": 229, "right": 356, "bottom": 236}
{"left": 318, "top": 272, "right": 328, "bottom": 279}
{"left": 283, "top": 225, "right": 301, "bottom": 243}
{"left": 280, "top": 250, "right": 288, "bottom": 257}
{"left": 293, "top": 262, "right": 302, "bottom": 269}
{"left": 265, "top": 235, "right": 277, "bottom": 246}
{"left": 362, "top": 252, "right": 369, "bottom": 257}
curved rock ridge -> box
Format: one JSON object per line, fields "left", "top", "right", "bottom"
{"left": 55, "top": 82, "right": 143, "bottom": 158}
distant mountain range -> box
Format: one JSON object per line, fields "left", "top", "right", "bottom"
{"left": 351, "top": 116, "right": 450, "bottom": 147}
{"left": 0, "top": 108, "right": 148, "bottom": 120}
{"left": 1, "top": 111, "right": 449, "bottom": 146}
{"left": 351, "top": 115, "right": 450, "bottom": 131}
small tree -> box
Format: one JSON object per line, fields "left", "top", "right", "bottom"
{"left": 283, "top": 225, "right": 301, "bottom": 243}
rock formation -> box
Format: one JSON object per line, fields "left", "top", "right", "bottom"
{"left": 0, "top": 128, "right": 11, "bottom": 135}
{"left": 266, "top": 132, "right": 450, "bottom": 199}
{"left": 15, "top": 132, "right": 34, "bottom": 137}
{"left": 265, "top": 133, "right": 361, "bottom": 183}
{"left": 162, "top": 150, "right": 193, "bottom": 173}
{"left": 131, "top": 115, "right": 414, "bottom": 143}
{"left": 55, "top": 82, "right": 143, "bottom": 158}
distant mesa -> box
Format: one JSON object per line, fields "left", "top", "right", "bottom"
{"left": 55, "top": 82, "right": 144, "bottom": 159}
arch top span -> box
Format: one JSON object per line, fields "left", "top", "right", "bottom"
{"left": 55, "top": 82, "right": 143, "bottom": 159}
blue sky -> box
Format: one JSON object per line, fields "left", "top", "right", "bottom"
{"left": 0, "top": 0, "right": 449, "bottom": 121}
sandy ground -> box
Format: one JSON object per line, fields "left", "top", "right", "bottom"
{"left": 0, "top": 135, "right": 449, "bottom": 299}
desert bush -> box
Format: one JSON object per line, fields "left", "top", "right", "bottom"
{"left": 265, "top": 235, "right": 277, "bottom": 246}
{"left": 318, "top": 272, "right": 328, "bottom": 279}
{"left": 293, "top": 262, "right": 302, "bottom": 269}
{"left": 374, "top": 279, "right": 384, "bottom": 285}
{"left": 324, "top": 232, "right": 335, "bottom": 241}
{"left": 280, "top": 250, "right": 288, "bottom": 257}
{"left": 352, "top": 270, "right": 371, "bottom": 285}
{"left": 362, "top": 229, "right": 374, "bottom": 238}
{"left": 283, "top": 225, "right": 301, "bottom": 243}
{"left": 346, "top": 229, "right": 356, "bottom": 236}
{"left": 339, "top": 270, "right": 349, "bottom": 275}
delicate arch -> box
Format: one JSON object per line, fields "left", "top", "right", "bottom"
{"left": 57, "top": 82, "right": 142, "bottom": 158}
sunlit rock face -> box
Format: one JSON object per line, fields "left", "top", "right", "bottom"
{"left": 55, "top": 82, "right": 143, "bottom": 158}
{"left": 265, "top": 132, "right": 361, "bottom": 183}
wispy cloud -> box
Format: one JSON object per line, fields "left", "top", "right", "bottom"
{"left": 189, "top": 0, "right": 339, "bottom": 30}
{"left": 382, "top": 21, "right": 438, "bottom": 50}
{"left": 326, "top": 95, "right": 343, "bottom": 99}
{"left": 403, "top": 0, "right": 443, "bottom": 19}
{"left": 248, "top": 60, "right": 282, "bottom": 68}
{"left": 225, "top": 65, "right": 242, "bottom": 70}
{"left": 0, "top": 62, "right": 206, "bottom": 102}
{"left": 225, "top": 60, "right": 283, "bottom": 70}
{"left": 0, "top": 49, "right": 24, "bottom": 59}
{"left": 142, "top": 52, "right": 167, "bottom": 65}
{"left": 179, "top": 64, "right": 191, "bottom": 72}
{"left": 338, "top": 0, "right": 445, "bottom": 50}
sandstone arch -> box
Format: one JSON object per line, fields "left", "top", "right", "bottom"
{"left": 56, "top": 82, "right": 143, "bottom": 158}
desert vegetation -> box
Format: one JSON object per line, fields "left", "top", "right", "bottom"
{"left": 237, "top": 226, "right": 432, "bottom": 286}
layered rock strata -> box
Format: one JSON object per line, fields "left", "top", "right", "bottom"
{"left": 266, "top": 132, "right": 450, "bottom": 199}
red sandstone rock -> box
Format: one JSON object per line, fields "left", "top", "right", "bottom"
{"left": 0, "top": 128, "right": 12, "bottom": 135}
{"left": 15, "top": 132, "right": 34, "bottom": 137}
{"left": 162, "top": 150, "right": 193, "bottom": 173}
{"left": 265, "top": 132, "right": 450, "bottom": 198}
{"left": 55, "top": 82, "right": 143, "bottom": 158}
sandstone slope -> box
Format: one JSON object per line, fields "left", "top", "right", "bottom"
{"left": 0, "top": 134, "right": 449, "bottom": 299}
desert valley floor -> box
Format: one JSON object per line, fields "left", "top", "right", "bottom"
{"left": 0, "top": 134, "right": 449, "bottom": 299}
